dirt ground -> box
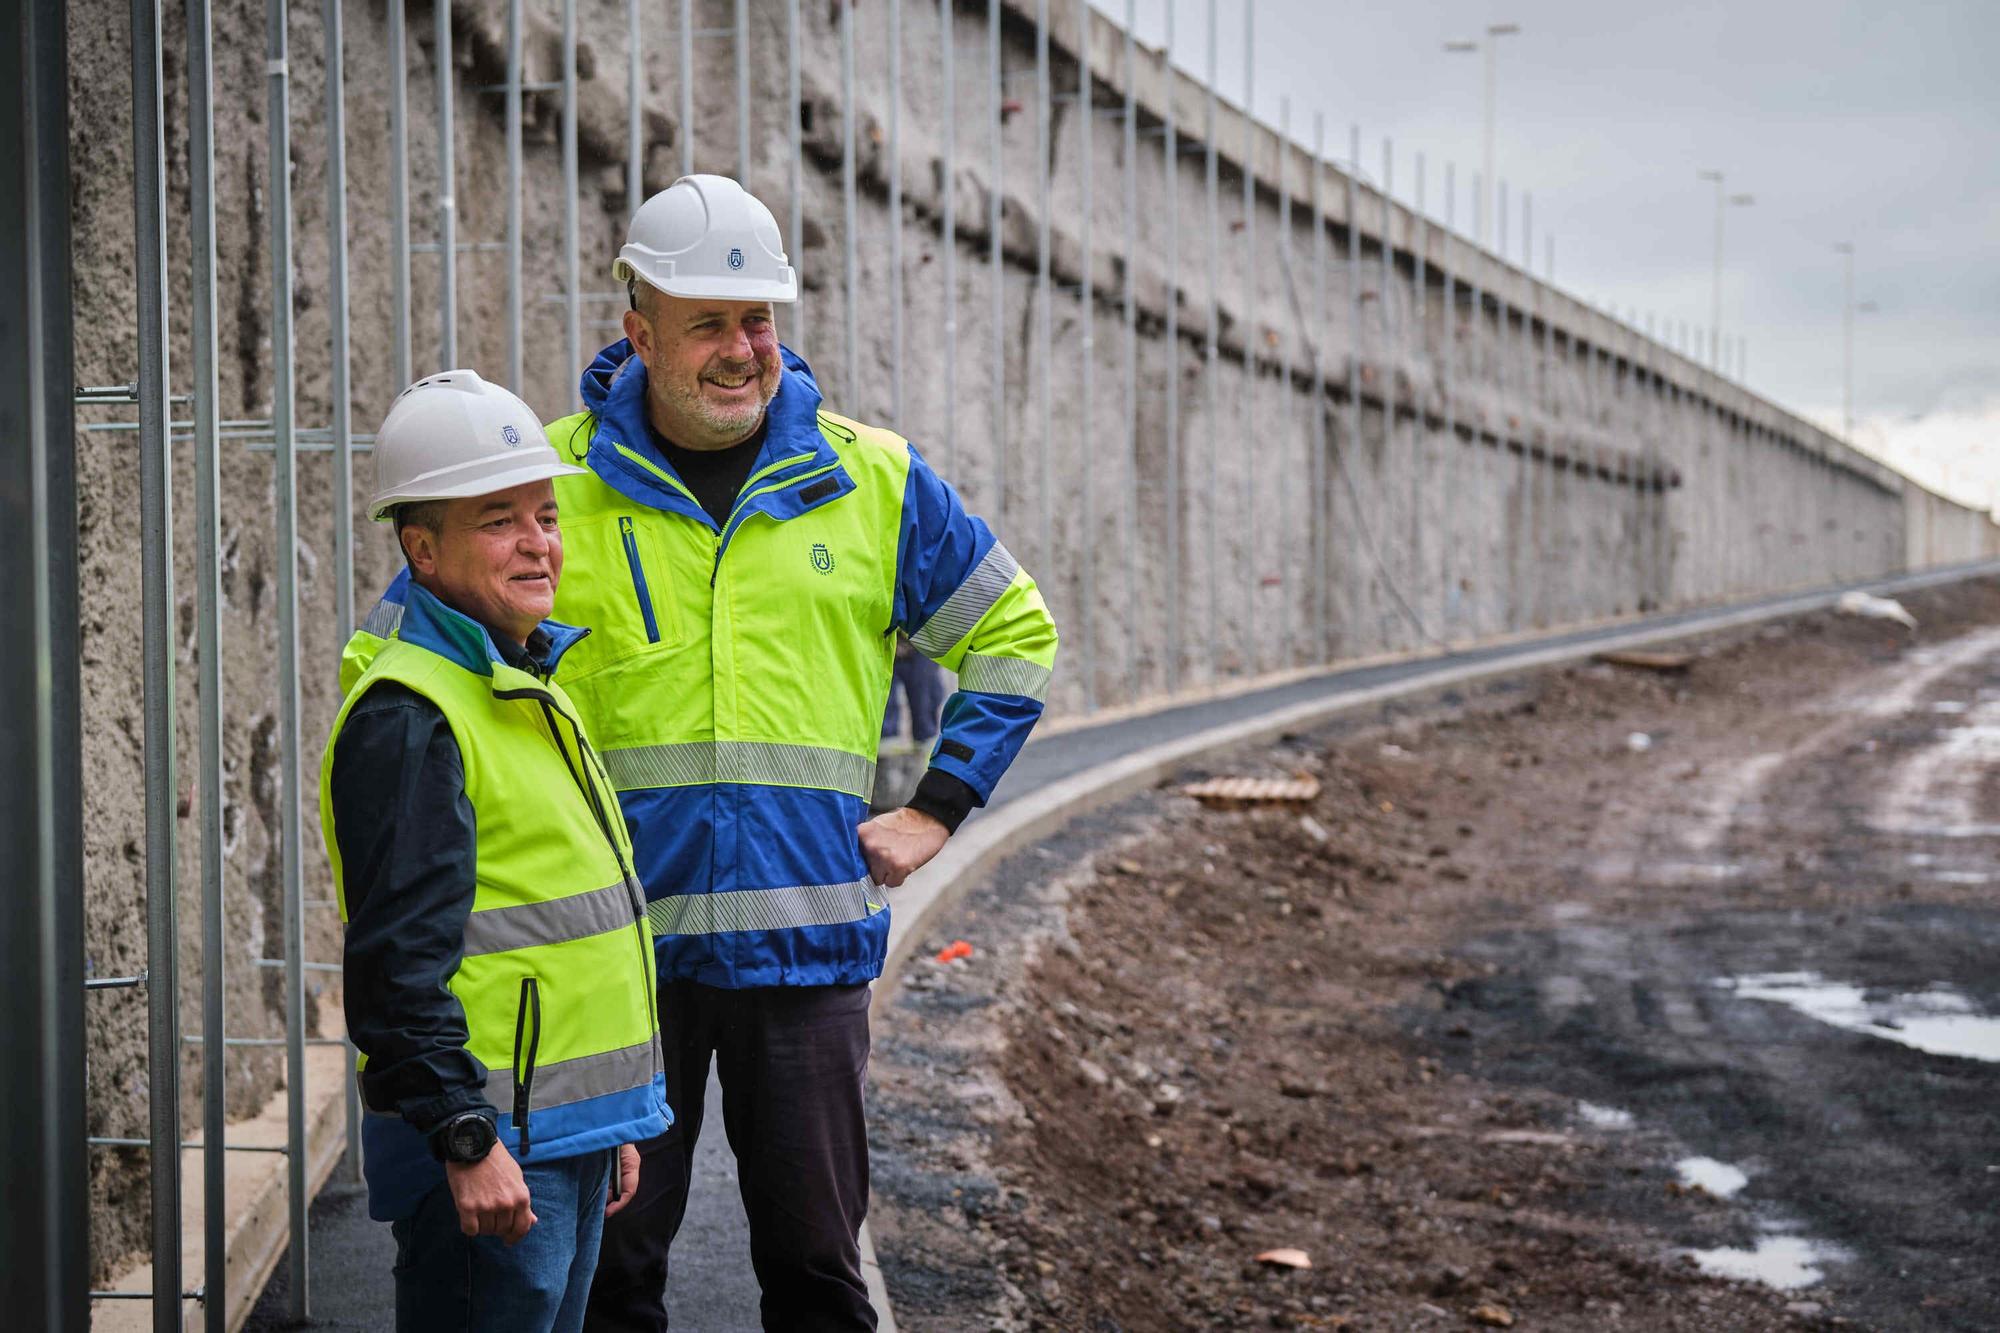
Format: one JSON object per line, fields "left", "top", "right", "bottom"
{"left": 867, "top": 576, "right": 2000, "bottom": 1332}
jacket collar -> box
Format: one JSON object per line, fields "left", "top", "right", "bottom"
{"left": 577, "top": 340, "right": 856, "bottom": 533}
{"left": 393, "top": 576, "right": 590, "bottom": 680}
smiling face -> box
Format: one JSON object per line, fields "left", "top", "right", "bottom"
{"left": 623, "top": 285, "right": 782, "bottom": 451}
{"left": 399, "top": 480, "right": 563, "bottom": 646}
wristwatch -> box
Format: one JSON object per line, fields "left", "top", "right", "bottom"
{"left": 431, "top": 1111, "right": 499, "bottom": 1164}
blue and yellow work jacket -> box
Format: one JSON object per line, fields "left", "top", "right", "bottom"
{"left": 348, "top": 344, "right": 1057, "bottom": 987}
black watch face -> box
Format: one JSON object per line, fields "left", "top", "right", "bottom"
{"left": 447, "top": 1116, "right": 495, "bottom": 1161}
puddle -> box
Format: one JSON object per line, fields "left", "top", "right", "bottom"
{"left": 1930, "top": 870, "right": 1992, "bottom": 884}
{"left": 1905, "top": 852, "right": 1939, "bottom": 866}
{"left": 1931, "top": 700, "right": 1970, "bottom": 714}
{"left": 1676, "top": 1156, "right": 1749, "bottom": 1198}
{"left": 1719, "top": 971, "right": 2000, "bottom": 1063}
{"left": 1685, "top": 1236, "right": 1840, "bottom": 1290}
{"left": 1576, "top": 1101, "right": 1633, "bottom": 1130}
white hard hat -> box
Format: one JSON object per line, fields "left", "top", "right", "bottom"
{"left": 368, "top": 370, "right": 587, "bottom": 522}
{"left": 613, "top": 174, "right": 798, "bottom": 304}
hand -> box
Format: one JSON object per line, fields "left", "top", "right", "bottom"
{"left": 604, "top": 1143, "right": 641, "bottom": 1218}
{"left": 858, "top": 806, "right": 949, "bottom": 889}
{"left": 445, "top": 1141, "right": 536, "bottom": 1245}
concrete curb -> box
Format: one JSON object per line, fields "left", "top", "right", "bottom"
{"left": 857, "top": 559, "right": 2000, "bottom": 1327}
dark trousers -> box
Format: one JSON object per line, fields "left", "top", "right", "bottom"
{"left": 584, "top": 981, "right": 876, "bottom": 1333}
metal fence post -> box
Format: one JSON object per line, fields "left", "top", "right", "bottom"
{"left": 0, "top": 0, "right": 87, "bottom": 1322}
{"left": 134, "top": 0, "right": 184, "bottom": 1323}
{"left": 1239, "top": 1, "right": 1255, "bottom": 677}
{"left": 1310, "top": 113, "right": 1327, "bottom": 661}
{"left": 841, "top": 0, "right": 859, "bottom": 405}
{"left": 988, "top": 0, "right": 1004, "bottom": 516}
{"left": 889, "top": 0, "right": 904, "bottom": 428}
{"left": 1120, "top": 0, "right": 1138, "bottom": 700}
{"left": 435, "top": 0, "right": 457, "bottom": 366}
{"left": 789, "top": 0, "right": 805, "bottom": 356}
{"left": 1077, "top": 0, "right": 1096, "bottom": 710}
{"left": 563, "top": 0, "right": 581, "bottom": 389}
{"left": 679, "top": 0, "right": 694, "bottom": 175}
{"left": 389, "top": 0, "right": 411, "bottom": 386}
{"left": 1162, "top": 3, "right": 1180, "bottom": 694}
{"left": 1440, "top": 161, "right": 1456, "bottom": 643}
{"left": 1203, "top": 0, "right": 1219, "bottom": 682}
{"left": 265, "top": 0, "right": 310, "bottom": 1313}
{"left": 186, "top": 0, "right": 232, "bottom": 1312}
{"left": 506, "top": 0, "right": 523, "bottom": 392}
{"left": 1035, "top": 0, "right": 1052, "bottom": 574}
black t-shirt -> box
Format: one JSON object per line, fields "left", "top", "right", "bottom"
{"left": 655, "top": 420, "right": 767, "bottom": 529}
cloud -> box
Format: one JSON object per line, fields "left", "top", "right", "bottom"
{"left": 1814, "top": 398, "right": 2000, "bottom": 515}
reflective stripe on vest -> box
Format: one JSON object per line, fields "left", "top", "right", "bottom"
{"left": 911, "top": 541, "right": 1019, "bottom": 658}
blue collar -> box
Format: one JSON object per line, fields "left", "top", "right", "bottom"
{"left": 577, "top": 341, "right": 855, "bottom": 535}
{"left": 395, "top": 578, "right": 590, "bottom": 679}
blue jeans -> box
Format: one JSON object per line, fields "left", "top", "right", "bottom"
{"left": 391, "top": 1148, "right": 614, "bottom": 1333}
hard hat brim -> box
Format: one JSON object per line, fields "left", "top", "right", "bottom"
{"left": 369, "top": 457, "right": 592, "bottom": 522}
{"left": 613, "top": 259, "right": 799, "bottom": 305}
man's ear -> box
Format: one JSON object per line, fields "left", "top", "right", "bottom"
{"left": 622, "top": 307, "right": 651, "bottom": 358}
{"left": 400, "top": 524, "right": 439, "bottom": 578}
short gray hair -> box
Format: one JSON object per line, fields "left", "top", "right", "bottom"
{"left": 393, "top": 500, "right": 448, "bottom": 568}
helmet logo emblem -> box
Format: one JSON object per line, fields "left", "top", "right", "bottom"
{"left": 727, "top": 247, "right": 746, "bottom": 271}
{"left": 810, "top": 543, "right": 834, "bottom": 574}
{"left": 501, "top": 424, "right": 523, "bottom": 447}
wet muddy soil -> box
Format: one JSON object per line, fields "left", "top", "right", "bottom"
{"left": 868, "top": 578, "right": 2000, "bottom": 1332}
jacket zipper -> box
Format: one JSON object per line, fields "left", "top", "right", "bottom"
{"left": 709, "top": 461, "right": 844, "bottom": 587}
{"left": 524, "top": 693, "right": 666, "bottom": 1080}
{"left": 511, "top": 976, "right": 542, "bottom": 1157}
{"left": 619, "top": 517, "right": 661, "bottom": 644}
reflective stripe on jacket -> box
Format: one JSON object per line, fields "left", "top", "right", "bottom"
{"left": 321, "top": 580, "right": 670, "bottom": 1209}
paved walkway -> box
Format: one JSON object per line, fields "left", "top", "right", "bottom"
{"left": 258, "top": 563, "right": 1998, "bottom": 1328}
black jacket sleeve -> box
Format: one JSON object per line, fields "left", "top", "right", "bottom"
{"left": 331, "top": 682, "right": 497, "bottom": 1136}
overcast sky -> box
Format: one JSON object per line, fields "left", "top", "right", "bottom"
{"left": 1094, "top": 0, "right": 2000, "bottom": 511}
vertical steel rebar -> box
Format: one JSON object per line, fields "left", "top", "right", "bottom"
{"left": 1521, "top": 190, "right": 1537, "bottom": 627}
{"left": 506, "top": 0, "right": 523, "bottom": 392}
{"left": 186, "top": 0, "right": 228, "bottom": 1314}
{"left": 1162, "top": 3, "right": 1180, "bottom": 692}
{"left": 1076, "top": 0, "right": 1095, "bottom": 709}
{"left": 679, "top": 0, "right": 694, "bottom": 175}
{"left": 436, "top": 0, "right": 457, "bottom": 366}
{"left": 1311, "top": 112, "right": 1327, "bottom": 660}
{"left": 1275, "top": 97, "right": 1291, "bottom": 670}
{"left": 563, "top": 0, "right": 581, "bottom": 391}
{"left": 390, "top": 0, "right": 411, "bottom": 385}
{"left": 1203, "top": 0, "right": 1219, "bottom": 681}
{"left": 267, "top": 0, "right": 310, "bottom": 1315}
{"left": 1120, "top": 0, "right": 1137, "bottom": 699}
{"left": 1345, "top": 125, "right": 1361, "bottom": 652}
{"left": 788, "top": 0, "right": 804, "bottom": 356}
{"left": 1441, "top": 162, "right": 1456, "bottom": 643}
{"left": 989, "top": 0, "right": 1004, "bottom": 516}
{"left": 1239, "top": 1, "right": 1254, "bottom": 677}
{"left": 1035, "top": 0, "right": 1051, "bottom": 580}
{"left": 134, "top": 0, "right": 181, "bottom": 1323}
{"left": 324, "top": 0, "right": 362, "bottom": 1190}
{"left": 888, "top": 0, "right": 904, "bottom": 428}
{"left": 1380, "top": 137, "right": 1395, "bottom": 646}
{"left": 736, "top": 0, "right": 751, "bottom": 180}
{"left": 627, "top": 0, "right": 642, "bottom": 213}
{"left": 940, "top": 0, "right": 955, "bottom": 470}
{"left": 1411, "top": 150, "right": 1425, "bottom": 644}
{"left": 841, "top": 0, "right": 859, "bottom": 403}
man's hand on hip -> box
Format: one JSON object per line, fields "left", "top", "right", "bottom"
{"left": 445, "top": 1141, "right": 537, "bottom": 1244}
{"left": 858, "top": 806, "right": 949, "bottom": 888}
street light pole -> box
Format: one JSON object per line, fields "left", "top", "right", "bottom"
{"left": 1698, "top": 169, "right": 1753, "bottom": 371}
{"left": 1834, "top": 240, "right": 1879, "bottom": 443}
{"left": 1443, "top": 22, "right": 1518, "bottom": 249}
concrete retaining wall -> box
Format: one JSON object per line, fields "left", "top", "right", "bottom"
{"left": 67, "top": 0, "right": 1995, "bottom": 1279}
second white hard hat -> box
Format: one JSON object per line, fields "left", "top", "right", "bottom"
{"left": 613, "top": 174, "right": 799, "bottom": 304}
{"left": 368, "top": 370, "right": 588, "bottom": 522}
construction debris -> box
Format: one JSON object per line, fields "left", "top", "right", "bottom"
{"left": 1595, "top": 649, "right": 1695, "bottom": 673}
{"left": 1835, "top": 590, "right": 1918, "bottom": 631}
{"left": 1254, "top": 1248, "right": 1312, "bottom": 1270}
{"left": 1180, "top": 774, "right": 1322, "bottom": 809}
{"left": 934, "top": 940, "right": 974, "bottom": 964}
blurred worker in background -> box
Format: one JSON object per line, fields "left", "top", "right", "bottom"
{"left": 881, "top": 632, "right": 948, "bottom": 755}
{"left": 323, "top": 373, "right": 670, "bottom": 1332}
